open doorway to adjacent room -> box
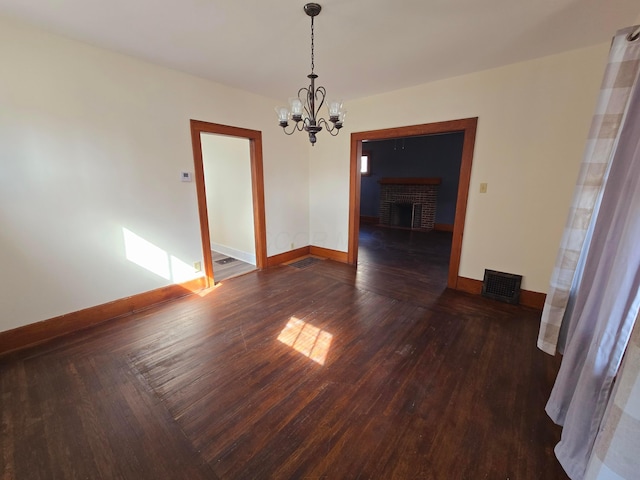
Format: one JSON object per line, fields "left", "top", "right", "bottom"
{"left": 201, "top": 133, "right": 256, "bottom": 282}
{"left": 357, "top": 133, "right": 464, "bottom": 291}
{"left": 190, "top": 120, "right": 267, "bottom": 286}
{"left": 348, "top": 118, "right": 478, "bottom": 290}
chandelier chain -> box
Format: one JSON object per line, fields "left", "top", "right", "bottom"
{"left": 310, "top": 15, "right": 315, "bottom": 74}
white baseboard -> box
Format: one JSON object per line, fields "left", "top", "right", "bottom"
{"left": 211, "top": 242, "right": 256, "bottom": 266}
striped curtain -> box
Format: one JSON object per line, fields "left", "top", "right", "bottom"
{"left": 537, "top": 26, "right": 640, "bottom": 355}
{"left": 538, "top": 25, "right": 640, "bottom": 480}
{"left": 584, "top": 314, "right": 640, "bottom": 479}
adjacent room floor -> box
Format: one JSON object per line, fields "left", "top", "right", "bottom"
{"left": 0, "top": 226, "right": 568, "bottom": 479}
{"left": 211, "top": 250, "right": 256, "bottom": 284}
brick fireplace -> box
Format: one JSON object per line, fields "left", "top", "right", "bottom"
{"left": 378, "top": 178, "right": 441, "bottom": 230}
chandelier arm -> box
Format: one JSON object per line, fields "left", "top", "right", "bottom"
{"left": 297, "top": 86, "right": 309, "bottom": 101}
{"left": 317, "top": 117, "right": 342, "bottom": 136}
{"left": 314, "top": 85, "right": 326, "bottom": 119}
{"left": 281, "top": 122, "right": 306, "bottom": 135}
{"left": 306, "top": 87, "right": 315, "bottom": 121}
{"left": 317, "top": 117, "right": 333, "bottom": 131}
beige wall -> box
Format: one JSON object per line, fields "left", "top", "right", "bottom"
{"left": 0, "top": 16, "right": 309, "bottom": 332}
{"left": 308, "top": 43, "right": 610, "bottom": 293}
{"left": 201, "top": 133, "right": 256, "bottom": 264}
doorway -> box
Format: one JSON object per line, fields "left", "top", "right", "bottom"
{"left": 190, "top": 120, "right": 267, "bottom": 287}
{"left": 348, "top": 118, "right": 478, "bottom": 289}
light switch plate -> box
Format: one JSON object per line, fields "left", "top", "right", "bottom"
{"left": 181, "top": 172, "right": 193, "bottom": 182}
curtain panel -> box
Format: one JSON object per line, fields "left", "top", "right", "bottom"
{"left": 538, "top": 25, "right": 640, "bottom": 480}
{"left": 584, "top": 315, "right": 640, "bottom": 479}
{"left": 548, "top": 69, "right": 640, "bottom": 478}
{"left": 538, "top": 27, "right": 640, "bottom": 355}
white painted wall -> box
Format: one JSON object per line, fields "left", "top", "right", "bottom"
{"left": 0, "top": 16, "right": 309, "bottom": 332}
{"left": 308, "top": 43, "right": 611, "bottom": 293}
{"left": 201, "top": 133, "right": 256, "bottom": 265}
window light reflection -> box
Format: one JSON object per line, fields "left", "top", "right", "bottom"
{"left": 277, "top": 316, "right": 333, "bottom": 365}
{"left": 122, "top": 227, "right": 203, "bottom": 283}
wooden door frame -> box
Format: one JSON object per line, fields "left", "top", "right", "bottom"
{"left": 190, "top": 119, "right": 268, "bottom": 287}
{"left": 348, "top": 117, "right": 478, "bottom": 289}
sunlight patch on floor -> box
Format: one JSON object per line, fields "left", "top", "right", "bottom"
{"left": 277, "top": 316, "right": 333, "bottom": 365}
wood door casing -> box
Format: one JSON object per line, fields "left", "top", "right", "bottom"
{"left": 190, "top": 119, "right": 267, "bottom": 288}
{"left": 348, "top": 117, "right": 478, "bottom": 289}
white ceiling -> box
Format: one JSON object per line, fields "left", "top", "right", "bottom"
{"left": 1, "top": 0, "right": 639, "bottom": 101}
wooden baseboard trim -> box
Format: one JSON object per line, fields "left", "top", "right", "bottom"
{"left": 456, "top": 276, "right": 483, "bottom": 295}
{"left": 455, "top": 276, "right": 546, "bottom": 310}
{"left": 0, "top": 277, "right": 207, "bottom": 357}
{"left": 519, "top": 290, "right": 547, "bottom": 311}
{"left": 266, "top": 247, "right": 311, "bottom": 267}
{"left": 267, "top": 245, "right": 349, "bottom": 266}
{"left": 309, "top": 246, "right": 349, "bottom": 263}
{"left": 434, "top": 223, "right": 454, "bottom": 232}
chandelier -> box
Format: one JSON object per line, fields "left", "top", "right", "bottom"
{"left": 275, "top": 3, "right": 345, "bottom": 145}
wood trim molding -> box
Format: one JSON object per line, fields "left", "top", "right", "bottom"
{"left": 348, "top": 138, "right": 363, "bottom": 264}
{"left": 190, "top": 123, "right": 214, "bottom": 287}
{"left": 0, "top": 277, "right": 207, "bottom": 357}
{"left": 456, "top": 276, "right": 546, "bottom": 310}
{"left": 450, "top": 119, "right": 477, "bottom": 289}
{"left": 249, "top": 133, "right": 268, "bottom": 269}
{"left": 456, "top": 276, "right": 483, "bottom": 295}
{"left": 267, "top": 245, "right": 349, "bottom": 267}
{"left": 519, "top": 290, "right": 547, "bottom": 311}
{"left": 348, "top": 117, "right": 478, "bottom": 290}
{"left": 309, "top": 246, "right": 349, "bottom": 263}
{"left": 190, "top": 120, "right": 268, "bottom": 286}
{"left": 266, "top": 247, "right": 311, "bottom": 267}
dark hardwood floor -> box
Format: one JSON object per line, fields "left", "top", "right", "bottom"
{"left": 0, "top": 225, "right": 567, "bottom": 479}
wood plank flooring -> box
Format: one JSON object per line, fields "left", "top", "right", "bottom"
{"left": 0, "top": 225, "right": 568, "bottom": 479}
{"left": 211, "top": 250, "right": 256, "bottom": 283}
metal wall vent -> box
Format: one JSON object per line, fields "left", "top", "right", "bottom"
{"left": 482, "top": 269, "right": 522, "bottom": 304}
